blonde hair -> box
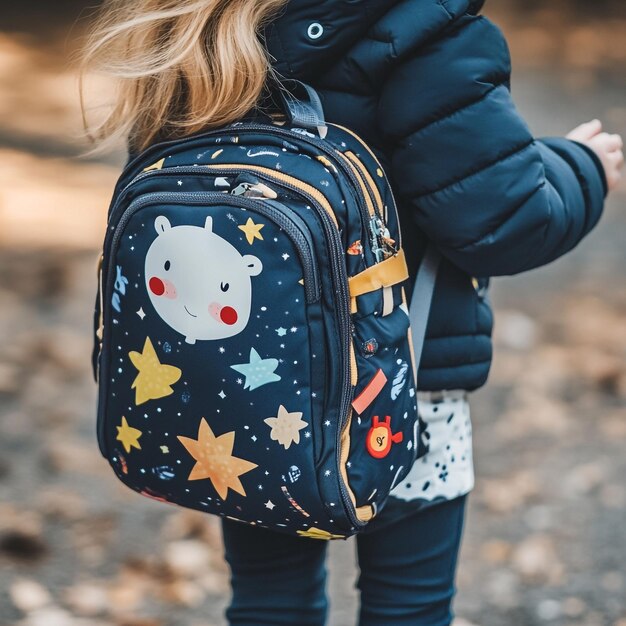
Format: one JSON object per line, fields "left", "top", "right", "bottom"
{"left": 81, "top": 0, "right": 287, "bottom": 152}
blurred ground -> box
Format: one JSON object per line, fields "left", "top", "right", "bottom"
{"left": 0, "top": 2, "right": 625, "bottom": 625}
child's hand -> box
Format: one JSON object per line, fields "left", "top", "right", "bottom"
{"left": 567, "top": 120, "right": 624, "bottom": 192}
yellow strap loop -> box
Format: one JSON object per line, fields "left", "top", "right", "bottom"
{"left": 348, "top": 249, "right": 409, "bottom": 300}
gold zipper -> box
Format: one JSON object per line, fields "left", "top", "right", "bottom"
{"left": 204, "top": 163, "right": 339, "bottom": 229}
{"left": 335, "top": 151, "right": 377, "bottom": 218}
{"left": 330, "top": 124, "right": 403, "bottom": 258}
{"left": 330, "top": 123, "right": 386, "bottom": 173}
{"left": 345, "top": 151, "right": 385, "bottom": 218}
{"left": 330, "top": 123, "right": 394, "bottom": 226}
{"left": 213, "top": 161, "right": 369, "bottom": 521}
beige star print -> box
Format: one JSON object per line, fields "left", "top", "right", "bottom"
{"left": 264, "top": 405, "right": 308, "bottom": 450}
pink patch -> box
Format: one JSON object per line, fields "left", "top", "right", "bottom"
{"left": 208, "top": 302, "right": 221, "bottom": 321}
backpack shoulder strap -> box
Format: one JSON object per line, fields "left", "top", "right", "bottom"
{"left": 409, "top": 245, "right": 441, "bottom": 387}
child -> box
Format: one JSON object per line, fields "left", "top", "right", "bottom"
{"left": 82, "top": 1, "right": 623, "bottom": 624}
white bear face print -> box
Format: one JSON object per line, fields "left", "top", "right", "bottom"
{"left": 145, "top": 215, "right": 263, "bottom": 344}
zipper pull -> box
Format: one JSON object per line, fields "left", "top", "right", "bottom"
{"left": 369, "top": 215, "right": 381, "bottom": 244}
{"left": 380, "top": 229, "right": 397, "bottom": 257}
{"left": 369, "top": 216, "right": 396, "bottom": 262}
{"left": 231, "top": 181, "right": 278, "bottom": 200}
{"left": 372, "top": 246, "right": 385, "bottom": 263}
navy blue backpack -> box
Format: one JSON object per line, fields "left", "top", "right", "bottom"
{"left": 92, "top": 83, "right": 439, "bottom": 539}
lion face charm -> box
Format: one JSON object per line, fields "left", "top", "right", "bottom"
{"left": 366, "top": 415, "right": 404, "bottom": 459}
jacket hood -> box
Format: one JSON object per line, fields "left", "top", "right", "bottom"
{"left": 264, "top": 0, "right": 399, "bottom": 80}
{"left": 264, "top": 0, "right": 486, "bottom": 80}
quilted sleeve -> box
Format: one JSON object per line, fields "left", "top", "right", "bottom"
{"left": 377, "top": 13, "right": 607, "bottom": 277}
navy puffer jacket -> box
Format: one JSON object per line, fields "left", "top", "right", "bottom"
{"left": 264, "top": 0, "right": 607, "bottom": 391}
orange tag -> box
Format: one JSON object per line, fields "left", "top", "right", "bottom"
{"left": 352, "top": 369, "right": 387, "bottom": 415}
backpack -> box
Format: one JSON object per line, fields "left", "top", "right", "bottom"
{"left": 91, "top": 82, "right": 439, "bottom": 539}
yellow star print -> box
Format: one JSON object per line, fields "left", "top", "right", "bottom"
{"left": 177, "top": 418, "right": 258, "bottom": 500}
{"left": 238, "top": 218, "right": 265, "bottom": 245}
{"left": 297, "top": 527, "right": 346, "bottom": 541}
{"left": 128, "top": 337, "right": 182, "bottom": 405}
{"left": 116, "top": 416, "right": 142, "bottom": 453}
{"left": 143, "top": 158, "right": 165, "bottom": 172}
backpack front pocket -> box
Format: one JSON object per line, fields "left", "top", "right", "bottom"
{"left": 96, "top": 191, "right": 363, "bottom": 535}
{"left": 342, "top": 304, "right": 419, "bottom": 517}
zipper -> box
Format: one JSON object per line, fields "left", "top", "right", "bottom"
{"left": 109, "top": 165, "right": 339, "bottom": 231}
{"left": 345, "top": 151, "right": 384, "bottom": 215}
{"left": 118, "top": 124, "right": 374, "bottom": 241}
{"left": 295, "top": 202, "right": 361, "bottom": 528}
{"left": 109, "top": 160, "right": 387, "bottom": 277}
{"left": 204, "top": 164, "right": 340, "bottom": 228}
{"left": 101, "top": 166, "right": 338, "bottom": 298}
{"left": 335, "top": 151, "right": 377, "bottom": 219}
{"left": 342, "top": 151, "right": 398, "bottom": 262}
{"left": 97, "top": 191, "right": 323, "bottom": 456}
{"left": 329, "top": 123, "right": 403, "bottom": 251}
{"left": 336, "top": 152, "right": 393, "bottom": 262}
{"left": 108, "top": 191, "right": 319, "bottom": 302}
{"left": 337, "top": 152, "right": 386, "bottom": 263}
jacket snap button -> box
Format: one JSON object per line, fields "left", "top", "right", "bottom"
{"left": 307, "top": 23, "right": 324, "bottom": 40}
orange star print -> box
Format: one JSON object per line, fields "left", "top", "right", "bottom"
{"left": 177, "top": 418, "right": 257, "bottom": 500}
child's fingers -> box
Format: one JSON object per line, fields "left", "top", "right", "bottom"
{"left": 590, "top": 133, "right": 622, "bottom": 154}
{"left": 564, "top": 126, "right": 623, "bottom": 192}
{"left": 610, "top": 134, "right": 623, "bottom": 151}
{"left": 610, "top": 168, "right": 622, "bottom": 188}
{"left": 604, "top": 133, "right": 623, "bottom": 152}
{"left": 606, "top": 151, "right": 624, "bottom": 191}
{"left": 566, "top": 119, "right": 602, "bottom": 141}
{"left": 585, "top": 119, "right": 603, "bottom": 137}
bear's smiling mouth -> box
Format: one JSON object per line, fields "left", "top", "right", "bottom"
{"left": 184, "top": 305, "right": 198, "bottom": 318}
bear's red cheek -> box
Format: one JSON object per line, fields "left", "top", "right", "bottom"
{"left": 149, "top": 277, "right": 165, "bottom": 296}
{"left": 220, "top": 306, "right": 238, "bottom": 325}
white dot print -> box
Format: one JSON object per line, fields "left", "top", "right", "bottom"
{"left": 390, "top": 391, "right": 474, "bottom": 503}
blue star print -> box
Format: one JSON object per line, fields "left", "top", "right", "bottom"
{"left": 231, "top": 348, "right": 281, "bottom": 391}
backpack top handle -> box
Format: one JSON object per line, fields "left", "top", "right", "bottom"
{"left": 271, "top": 78, "right": 328, "bottom": 138}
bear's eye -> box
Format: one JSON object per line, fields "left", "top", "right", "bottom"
{"left": 220, "top": 282, "right": 230, "bottom": 293}
{"left": 164, "top": 260, "right": 171, "bottom": 271}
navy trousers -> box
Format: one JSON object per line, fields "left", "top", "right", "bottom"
{"left": 221, "top": 495, "right": 467, "bottom": 626}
